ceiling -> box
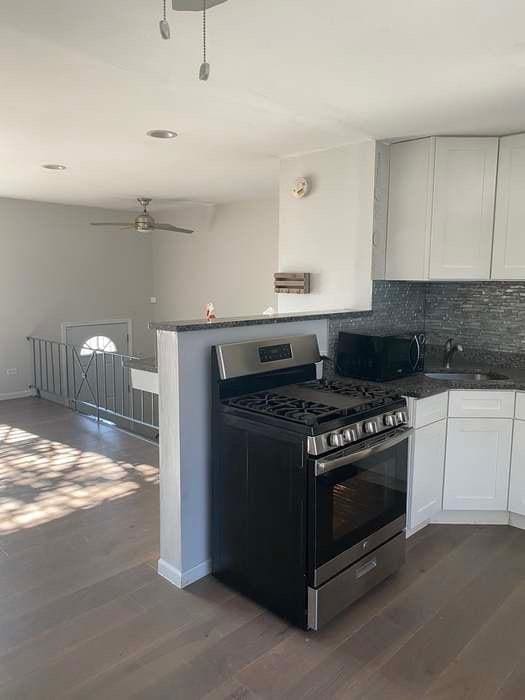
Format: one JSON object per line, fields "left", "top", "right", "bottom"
{"left": 2, "top": 0, "right": 525, "bottom": 209}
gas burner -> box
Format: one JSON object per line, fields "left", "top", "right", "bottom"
{"left": 225, "top": 391, "right": 345, "bottom": 426}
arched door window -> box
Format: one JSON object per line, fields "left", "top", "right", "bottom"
{"left": 80, "top": 335, "right": 117, "bottom": 356}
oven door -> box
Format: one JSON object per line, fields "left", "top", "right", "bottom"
{"left": 310, "top": 428, "right": 412, "bottom": 587}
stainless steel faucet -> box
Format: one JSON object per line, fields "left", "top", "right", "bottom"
{"left": 443, "top": 338, "right": 464, "bottom": 369}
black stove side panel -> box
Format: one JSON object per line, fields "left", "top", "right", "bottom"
{"left": 212, "top": 410, "right": 308, "bottom": 628}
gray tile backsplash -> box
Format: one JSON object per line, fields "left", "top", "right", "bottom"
{"left": 328, "top": 281, "right": 426, "bottom": 360}
{"left": 424, "top": 282, "right": 525, "bottom": 353}
{"left": 328, "top": 280, "right": 525, "bottom": 363}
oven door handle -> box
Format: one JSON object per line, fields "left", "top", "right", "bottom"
{"left": 315, "top": 428, "right": 413, "bottom": 477}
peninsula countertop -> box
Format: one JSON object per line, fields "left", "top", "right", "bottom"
{"left": 149, "top": 308, "right": 372, "bottom": 333}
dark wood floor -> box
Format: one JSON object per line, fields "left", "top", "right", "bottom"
{"left": 1, "top": 399, "right": 525, "bottom": 699}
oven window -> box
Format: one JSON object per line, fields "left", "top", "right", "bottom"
{"left": 314, "top": 437, "right": 408, "bottom": 570}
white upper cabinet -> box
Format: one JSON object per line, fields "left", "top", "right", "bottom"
{"left": 384, "top": 136, "right": 499, "bottom": 281}
{"left": 492, "top": 134, "right": 525, "bottom": 279}
{"left": 386, "top": 138, "right": 434, "bottom": 280}
{"left": 429, "top": 137, "right": 498, "bottom": 280}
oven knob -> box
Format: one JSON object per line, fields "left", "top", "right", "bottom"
{"left": 384, "top": 414, "right": 396, "bottom": 427}
{"left": 329, "top": 432, "right": 345, "bottom": 448}
{"left": 364, "top": 420, "right": 378, "bottom": 434}
{"left": 344, "top": 428, "right": 357, "bottom": 444}
{"left": 395, "top": 411, "right": 408, "bottom": 425}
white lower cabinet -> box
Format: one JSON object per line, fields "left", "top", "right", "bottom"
{"left": 443, "top": 418, "right": 513, "bottom": 511}
{"left": 509, "top": 420, "right": 525, "bottom": 516}
{"left": 409, "top": 419, "right": 447, "bottom": 531}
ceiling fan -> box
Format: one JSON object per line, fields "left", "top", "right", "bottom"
{"left": 90, "top": 198, "right": 194, "bottom": 234}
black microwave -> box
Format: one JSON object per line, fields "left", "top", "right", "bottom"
{"left": 336, "top": 330, "right": 426, "bottom": 382}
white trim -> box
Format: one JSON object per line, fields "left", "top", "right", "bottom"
{"left": 509, "top": 512, "right": 525, "bottom": 530}
{"left": 0, "top": 389, "right": 35, "bottom": 401}
{"left": 157, "top": 558, "right": 182, "bottom": 588}
{"left": 157, "top": 558, "right": 211, "bottom": 589}
{"left": 406, "top": 520, "right": 431, "bottom": 538}
{"left": 180, "top": 559, "right": 212, "bottom": 587}
{"left": 431, "top": 510, "right": 510, "bottom": 526}
{"left": 61, "top": 318, "right": 133, "bottom": 355}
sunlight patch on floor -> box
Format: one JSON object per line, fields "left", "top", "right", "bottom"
{"left": 0, "top": 422, "right": 158, "bottom": 535}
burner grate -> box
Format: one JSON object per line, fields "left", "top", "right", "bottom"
{"left": 225, "top": 392, "right": 345, "bottom": 426}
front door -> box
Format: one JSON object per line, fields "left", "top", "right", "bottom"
{"left": 64, "top": 321, "right": 130, "bottom": 416}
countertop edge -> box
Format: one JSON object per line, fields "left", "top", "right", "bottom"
{"left": 149, "top": 308, "right": 373, "bottom": 332}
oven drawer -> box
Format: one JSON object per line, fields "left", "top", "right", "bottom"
{"left": 307, "top": 532, "right": 405, "bottom": 631}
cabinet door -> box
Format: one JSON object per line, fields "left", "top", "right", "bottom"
{"left": 443, "top": 418, "right": 512, "bottom": 511}
{"left": 409, "top": 420, "right": 447, "bottom": 530}
{"left": 386, "top": 138, "right": 435, "bottom": 280}
{"left": 509, "top": 420, "right": 525, "bottom": 515}
{"left": 430, "top": 137, "right": 498, "bottom": 280}
{"left": 492, "top": 134, "right": 525, "bottom": 279}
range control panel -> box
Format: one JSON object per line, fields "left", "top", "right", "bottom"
{"left": 258, "top": 343, "right": 293, "bottom": 364}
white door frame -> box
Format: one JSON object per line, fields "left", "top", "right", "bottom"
{"left": 61, "top": 318, "right": 133, "bottom": 355}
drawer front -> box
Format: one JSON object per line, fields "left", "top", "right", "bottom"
{"left": 412, "top": 392, "right": 449, "bottom": 429}
{"left": 448, "top": 390, "right": 515, "bottom": 419}
{"left": 515, "top": 392, "right": 525, "bottom": 420}
{"left": 307, "top": 532, "right": 405, "bottom": 630}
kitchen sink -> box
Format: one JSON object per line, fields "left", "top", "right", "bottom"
{"left": 425, "top": 370, "right": 509, "bottom": 382}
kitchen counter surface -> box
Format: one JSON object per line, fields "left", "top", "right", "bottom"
{"left": 150, "top": 308, "right": 372, "bottom": 333}
{"left": 336, "top": 357, "right": 525, "bottom": 399}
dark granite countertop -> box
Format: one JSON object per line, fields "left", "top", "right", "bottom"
{"left": 149, "top": 309, "right": 372, "bottom": 333}
{"left": 335, "top": 355, "right": 525, "bottom": 399}
{"left": 124, "top": 357, "right": 158, "bottom": 373}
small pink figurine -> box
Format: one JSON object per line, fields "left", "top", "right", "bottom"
{"left": 205, "top": 302, "right": 216, "bottom": 322}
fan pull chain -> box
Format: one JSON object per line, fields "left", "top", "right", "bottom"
{"left": 159, "top": 0, "right": 171, "bottom": 40}
{"left": 199, "top": 0, "right": 210, "bottom": 80}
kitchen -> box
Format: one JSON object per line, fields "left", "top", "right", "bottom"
{"left": 3, "top": 1, "right": 525, "bottom": 697}
{"left": 153, "top": 134, "right": 525, "bottom": 635}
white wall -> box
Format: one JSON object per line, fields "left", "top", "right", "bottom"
{"left": 152, "top": 199, "right": 278, "bottom": 322}
{"left": 0, "top": 198, "right": 154, "bottom": 399}
{"left": 278, "top": 141, "right": 376, "bottom": 312}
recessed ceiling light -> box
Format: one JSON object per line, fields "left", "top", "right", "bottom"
{"left": 147, "top": 129, "right": 178, "bottom": 139}
{"left": 42, "top": 163, "right": 67, "bottom": 170}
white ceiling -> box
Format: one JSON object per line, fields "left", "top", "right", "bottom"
{"left": 2, "top": 0, "right": 525, "bottom": 209}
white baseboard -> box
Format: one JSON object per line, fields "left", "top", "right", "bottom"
{"left": 0, "top": 389, "right": 35, "bottom": 401}
{"left": 157, "top": 558, "right": 211, "bottom": 589}
{"left": 157, "top": 559, "right": 182, "bottom": 588}
{"left": 406, "top": 520, "right": 431, "bottom": 538}
{"left": 431, "top": 510, "right": 510, "bottom": 526}
{"left": 509, "top": 512, "right": 525, "bottom": 530}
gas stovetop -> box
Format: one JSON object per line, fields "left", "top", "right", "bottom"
{"left": 223, "top": 379, "right": 404, "bottom": 429}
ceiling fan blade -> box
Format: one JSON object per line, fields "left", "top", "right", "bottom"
{"left": 90, "top": 222, "right": 133, "bottom": 227}
{"left": 154, "top": 223, "right": 194, "bottom": 234}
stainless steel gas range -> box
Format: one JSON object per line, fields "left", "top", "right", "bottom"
{"left": 211, "top": 334, "right": 412, "bottom": 630}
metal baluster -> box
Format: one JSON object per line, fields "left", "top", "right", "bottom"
{"left": 112, "top": 354, "right": 117, "bottom": 413}
{"left": 58, "top": 342, "right": 63, "bottom": 397}
{"left": 51, "top": 342, "right": 56, "bottom": 395}
{"left": 38, "top": 339, "right": 43, "bottom": 391}
{"left": 94, "top": 351, "right": 100, "bottom": 422}
{"left": 45, "top": 341, "right": 49, "bottom": 392}
{"left": 31, "top": 338, "right": 37, "bottom": 395}
{"left": 141, "top": 389, "right": 145, "bottom": 424}
{"left": 103, "top": 351, "right": 108, "bottom": 412}
{"left": 121, "top": 358, "right": 126, "bottom": 418}
{"left": 72, "top": 346, "right": 77, "bottom": 410}
{"left": 65, "top": 343, "right": 70, "bottom": 406}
